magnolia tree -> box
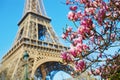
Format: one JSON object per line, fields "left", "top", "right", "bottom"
{"left": 61, "top": 0, "right": 120, "bottom": 79}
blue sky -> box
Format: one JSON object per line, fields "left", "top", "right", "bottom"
{"left": 0, "top": 0, "right": 71, "bottom": 60}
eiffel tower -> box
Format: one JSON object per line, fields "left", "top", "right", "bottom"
{"left": 0, "top": 0, "right": 74, "bottom": 80}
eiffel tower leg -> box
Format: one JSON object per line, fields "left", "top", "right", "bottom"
{"left": 10, "top": 57, "right": 21, "bottom": 80}
{"left": 40, "top": 64, "right": 46, "bottom": 80}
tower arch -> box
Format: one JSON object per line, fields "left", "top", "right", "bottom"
{"left": 31, "top": 58, "right": 62, "bottom": 77}
{"left": 33, "top": 61, "right": 75, "bottom": 80}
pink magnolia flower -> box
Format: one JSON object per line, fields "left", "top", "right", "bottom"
{"left": 95, "top": 68, "right": 101, "bottom": 75}
{"left": 70, "top": 6, "right": 78, "bottom": 11}
{"left": 73, "top": 37, "right": 83, "bottom": 45}
{"left": 80, "top": 0, "right": 88, "bottom": 4}
{"left": 62, "top": 34, "right": 66, "bottom": 39}
{"left": 68, "top": 11, "right": 75, "bottom": 20}
{"left": 81, "top": 18, "right": 93, "bottom": 29}
{"left": 74, "top": 13, "right": 79, "bottom": 21}
{"left": 67, "top": 11, "right": 78, "bottom": 21}
{"left": 76, "top": 11, "right": 84, "bottom": 19}
{"left": 61, "top": 52, "right": 74, "bottom": 61}
{"left": 70, "top": 32, "right": 77, "bottom": 40}
{"left": 90, "top": 30, "right": 95, "bottom": 36}
{"left": 66, "top": 0, "right": 70, "bottom": 5}
{"left": 111, "top": 33, "right": 115, "bottom": 39}
{"left": 81, "top": 19, "right": 88, "bottom": 27}
{"left": 77, "top": 25, "right": 91, "bottom": 38}
{"left": 82, "top": 44, "right": 90, "bottom": 50}
{"left": 75, "top": 60, "right": 85, "bottom": 71}
{"left": 76, "top": 44, "right": 83, "bottom": 53}
{"left": 101, "top": 1, "right": 108, "bottom": 10}
{"left": 67, "top": 27, "right": 72, "bottom": 32}
{"left": 66, "top": 54, "right": 74, "bottom": 61}
{"left": 61, "top": 52, "right": 68, "bottom": 60}
{"left": 92, "top": 1, "right": 98, "bottom": 7}
{"left": 61, "top": 34, "right": 66, "bottom": 39}
{"left": 85, "top": 7, "right": 96, "bottom": 15}
{"left": 77, "top": 26, "right": 85, "bottom": 35}
{"left": 97, "top": 9, "right": 106, "bottom": 25}
{"left": 69, "top": 47, "right": 77, "bottom": 57}
{"left": 76, "top": 43, "right": 83, "bottom": 49}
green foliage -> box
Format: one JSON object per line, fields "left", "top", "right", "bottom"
{"left": 110, "top": 70, "right": 120, "bottom": 80}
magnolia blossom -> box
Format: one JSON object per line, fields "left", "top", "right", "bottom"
{"left": 68, "top": 11, "right": 78, "bottom": 21}
{"left": 70, "top": 32, "right": 77, "bottom": 40}
{"left": 73, "top": 37, "right": 83, "bottom": 45}
{"left": 66, "top": 0, "right": 70, "bottom": 5}
{"left": 66, "top": 27, "right": 72, "bottom": 32}
{"left": 61, "top": 52, "right": 74, "bottom": 62}
{"left": 85, "top": 7, "right": 96, "bottom": 15}
{"left": 76, "top": 43, "right": 83, "bottom": 53}
{"left": 69, "top": 47, "right": 77, "bottom": 57}
{"left": 75, "top": 60, "right": 85, "bottom": 72}
{"left": 97, "top": 9, "right": 106, "bottom": 25}
{"left": 76, "top": 11, "right": 84, "bottom": 20}
{"left": 80, "top": 0, "right": 88, "bottom": 4}
{"left": 62, "top": 0, "right": 120, "bottom": 79}
{"left": 110, "top": 33, "right": 116, "bottom": 41}
{"left": 61, "top": 34, "right": 67, "bottom": 39}
{"left": 95, "top": 68, "right": 101, "bottom": 75}
{"left": 70, "top": 6, "right": 78, "bottom": 11}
